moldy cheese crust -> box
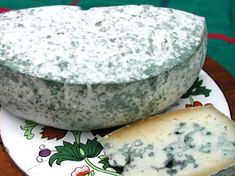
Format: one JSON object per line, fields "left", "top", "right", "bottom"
{"left": 0, "top": 5, "right": 207, "bottom": 130}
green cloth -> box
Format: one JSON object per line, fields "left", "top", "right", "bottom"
{"left": 0, "top": 0, "right": 234, "bottom": 76}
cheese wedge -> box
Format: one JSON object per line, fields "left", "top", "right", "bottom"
{"left": 99, "top": 106, "right": 235, "bottom": 176}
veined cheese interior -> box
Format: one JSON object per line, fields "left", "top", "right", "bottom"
{"left": 99, "top": 106, "right": 235, "bottom": 176}
{"left": 0, "top": 5, "right": 205, "bottom": 84}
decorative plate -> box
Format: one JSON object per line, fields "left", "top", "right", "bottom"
{"left": 0, "top": 70, "right": 231, "bottom": 176}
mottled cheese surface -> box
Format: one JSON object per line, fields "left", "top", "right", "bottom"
{"left": 0, "top": 5, "right": 205, "bottom": 84}
{"left": 99, "top": 106, "right": 235, "bottom": 176}
{"left": 0, "top": 5, "right": 207, "bottom": 130}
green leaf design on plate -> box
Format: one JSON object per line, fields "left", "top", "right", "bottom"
{"left": 182, "top": 78, "right": 212, "bottom": 98}
{"left": 49, "top": 137, "right": 122, "bottom": 175}
{"left": 20, "top": 120, "right": 38, "bottom": 140}
{"left": 49, "top": 138, "right": 103, "bottom": 166}
{"left": 79, "top": 138, "right": 103, "bottom": 158}
{"left": 98, "top": 155, "right": 123, "bottom": 174}
{"left": 49, "top": 141, "right": 84, "bottom": 166}
{"left": 98, "top": 155, "right": 111, "bottom": 170}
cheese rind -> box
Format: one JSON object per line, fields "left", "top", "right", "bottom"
{"left": 0, "top": 5, "right": 206, "bottom": 130}
{"left": 99, "top": 106, "right": 235, "bottom": 176}
{"left": 0, "top": 5, "right": 205, "bottom": 84}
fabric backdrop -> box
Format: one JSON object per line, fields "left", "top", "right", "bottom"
{"left": 0, "top": 0, "right": 234, "bottom": 76}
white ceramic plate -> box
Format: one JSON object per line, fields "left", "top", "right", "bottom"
{"left": 0, "top": 70, "right": 231, "bottom": 176}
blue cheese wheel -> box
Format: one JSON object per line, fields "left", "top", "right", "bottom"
{"left": 99, "top": 106, "right": 235, "bottom": 176}
{"left": 0, "top": 5, "right": 207, "bottom": 130}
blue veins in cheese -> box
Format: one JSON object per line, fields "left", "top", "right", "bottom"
{"left": 99, "top": 106, "right": 235, "bottom": 176}
{"left": 0, "top": 5, "right": 207, "bottom": 130}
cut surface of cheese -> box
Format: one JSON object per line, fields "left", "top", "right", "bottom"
{"left": 0, "top": 5, "right": 207, "bottom": 130}
{"left": 99, "top": 106, "right": 235, "bottom": 176}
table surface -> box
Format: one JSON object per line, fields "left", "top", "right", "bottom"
{"left": 0, "top": 57, "right": 235, "bottom": 176}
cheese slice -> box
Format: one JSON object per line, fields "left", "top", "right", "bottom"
{"left": 0, "top": 5, "right": 207, "bottom": 130}
{"left": 99, "top": 106, "right": 235, "bottom": 176}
